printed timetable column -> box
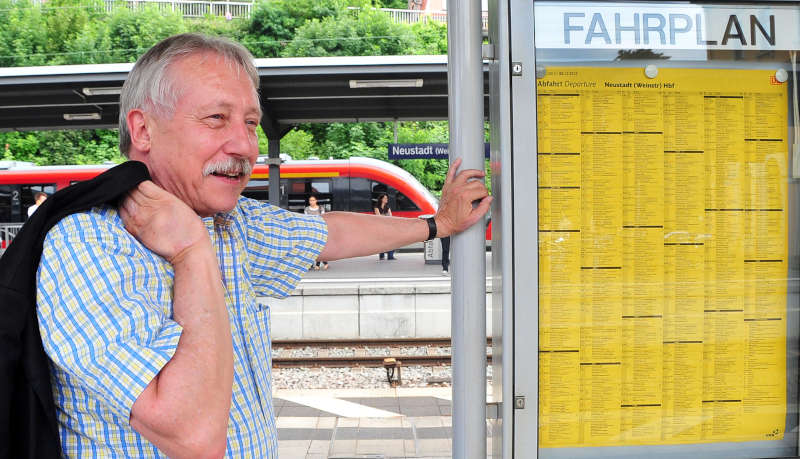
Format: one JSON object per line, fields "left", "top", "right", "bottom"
{"left": 740, "top": 89, "right": 787, "bottom": 440}
{"left": 662, "top": 89, "right": 706, "bottom": 443}
{"left": 702, "top": 92, "right": 746, "bottom": 441}
{"left": 537, "top": 90, "right": 582, "bottom": 446}
{"left": 579, "top": 89, "right": 624, "bottom": 445}
{"left": 620, "top": 89, "right": 664, "bottom": 444}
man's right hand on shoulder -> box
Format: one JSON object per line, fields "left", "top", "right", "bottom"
{"left": 120, "top": 180, "right": 210, "bottom": 263}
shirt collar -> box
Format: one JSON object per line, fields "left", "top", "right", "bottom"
{"left": 203, "top": 210, "right": 235, "bottom": 231}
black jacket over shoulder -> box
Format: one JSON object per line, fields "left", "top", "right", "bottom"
{"left": 0, "top": 161, "right": 150, "bottom": 458}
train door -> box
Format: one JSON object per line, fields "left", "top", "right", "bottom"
{"left": 331, "top": 177, "right": 350, "bottom": 212}
{"left": 490, "top": 0, "right": 800, "bottom": 458}
{"left": 348, "top": 177, "right": 372, "bottom": 212}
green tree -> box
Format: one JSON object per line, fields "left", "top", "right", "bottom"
{"left": 283, "top": 8, "right": 415, "bottom": 57}
{"left": 37, "top": 130, "right": 123, "bottom": 165}
{"left": 410, "top": 20, "right": 447, "bottom": 55}
{"left": 0, "top": 129, "right": 123, "bottom": 165}
{"left": 185, "top": 14, "right": 245, "bottom": 42}
{"left": 0, "top": 0, "right": 48, "bottom": 66}
{"left": 377, "top": 0, "right": 407, "bottom": 9}
{"left": 44, "top": 0, "right": 107, "bottom": 65}
{"left": 0, "top": 131, "right": 41, "bottom": 162}
{"left": 241, "top": 0, "right": 345, "bottom": 58}
{"left": 68, "top": 5, "right": 186, "bottom": 64}
{"left": 278, "top": 129, "right": 316, "bottom": 158}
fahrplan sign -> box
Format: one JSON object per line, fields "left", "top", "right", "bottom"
{"left": 534, "top": 2, "right": 800, "bottom": 50}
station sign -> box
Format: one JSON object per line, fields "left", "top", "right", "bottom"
{"left": 388, "top": 143, "right": 490, "bottom": 160}
{"left": 534, "top": 2, "right": 800, "bottom": 50}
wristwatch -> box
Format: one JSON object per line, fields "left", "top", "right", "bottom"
{"left": 424, "top": 216, "right": 437, "bottom": 241}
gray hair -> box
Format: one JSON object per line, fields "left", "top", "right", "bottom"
{"left": 118, "top": 33, "right": 260, "bottom": 157}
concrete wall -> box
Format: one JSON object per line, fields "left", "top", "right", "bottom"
{"left": 262, "top": 281, "right": 493, "bottom": 340}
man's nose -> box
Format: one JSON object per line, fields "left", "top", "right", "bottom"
{"left": 224, "top": 120, "right": 258, "bottom": 158}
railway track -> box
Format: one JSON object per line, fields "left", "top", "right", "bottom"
{"left": 272, "top": 337, "right": 492, "bottom": 368}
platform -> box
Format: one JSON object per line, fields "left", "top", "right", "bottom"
{"left": 298, "top": 248, "right": 491, "bottom": 282}
{"left": 275, "top": 387, "right": 492, "bottom": 458}
{"left": 267, "top": 251, "right": 494, "bottom": 340}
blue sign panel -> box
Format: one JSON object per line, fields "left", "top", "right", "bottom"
{"left": 388, "top": 143, "right": 490, "bottom": 160}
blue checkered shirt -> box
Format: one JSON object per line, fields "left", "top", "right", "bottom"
{"left": 36, "top": 196, "right": 327, "bottom": 458}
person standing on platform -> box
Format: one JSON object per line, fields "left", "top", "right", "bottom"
{"left": 374, "top": 192, "right": 396, "bottom": 260}
{"left": 27, "top": 191, "right": 47, "bottom": 218}
{"left": 304, "top": 195, "right": 329, "bottom": 270}
{"left": 34, "top": 33, "right": 491, "bottom": 458}
{"left": 440, "top": 236, "right": 450, "bottom": 275}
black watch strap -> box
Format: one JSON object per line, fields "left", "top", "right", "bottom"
{"left": 424, "top": 217, "right": 437, "bottom": 241}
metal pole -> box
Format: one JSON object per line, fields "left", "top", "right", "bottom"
{"left": 447, "top": 0, "right": 486, "bottom": 457}
{"left": 268, "top": 137, "right": 280, "bottom": 206}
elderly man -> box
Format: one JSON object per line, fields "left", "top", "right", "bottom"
{"left": 36, "top": 33, "right": 490, "bottom": 458}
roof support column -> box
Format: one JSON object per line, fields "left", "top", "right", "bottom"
{"left": 448, "top": 0, "right": 486, "bottom": 458}
{"left": 267, "top": 137, "right": 281, "bottom": 206}
{"left": 261, "top": 110, "right": 293, "bottom": 207}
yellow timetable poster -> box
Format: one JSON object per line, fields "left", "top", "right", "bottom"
{"left": 537, "top": 67, "right": 788, "bottom": 448}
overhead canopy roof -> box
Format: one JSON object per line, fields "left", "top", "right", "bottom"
{"left": 0, "top": 55, "right": 490, "bottom": 134}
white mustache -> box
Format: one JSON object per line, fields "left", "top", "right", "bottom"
{"left": 203, "top": 157, "right": 252, "bottom": 177}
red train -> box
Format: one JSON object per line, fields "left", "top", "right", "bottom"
{"left": 0, "top": 157, "right": 439, "bottom": 224}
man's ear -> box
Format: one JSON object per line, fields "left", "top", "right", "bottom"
{"left": 127, "top": 109, "right": 151, "bottom": 155}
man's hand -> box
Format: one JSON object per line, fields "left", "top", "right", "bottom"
{"left": 434, "top": 158, "right": 492, "bottom": 238}
{"left": 120, "top": 180, "right": 209, "bottom": 263}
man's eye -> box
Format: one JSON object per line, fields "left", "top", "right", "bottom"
{"left": 208, "top": 114, "right": 224, "bottom": 120}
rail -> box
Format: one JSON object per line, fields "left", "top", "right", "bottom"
{"left": 31, "top": 0, "right": 492, "bottom": 26}
{"left": 103, "top": 0, "right": 252, "bottom": 18}
{"left": 272, "top": 337, "right": 493, "bottom": 368}
{"left": 273, "top": 337, "right": 491, "bottom": 347}
{"left": 349, "top": 7, "right": 489, "bottom": 31}
{"left": 0, "top": 223, "right": 23, "bottom": 250}
{"left": 57, "top": 2, "right": 490, "bottom": 27}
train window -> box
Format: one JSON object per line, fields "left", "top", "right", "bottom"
{"left": 370, "top": 181, "right": 390, "bottom": 209}
{"left": 370, "top": 181, "right": 421, "bottom": 211}
{"left": 22, "top": 185, "right": 55, "bottom": 214}
{"left": 395, "top": 192, "right": 420, "bottom": 211}
{"left": 310, "top": 180, "right": 330, "bottom": 194}
{"left": 287, "top": 178, "right": 333, "bottom": 213}
{"left": 243, "top": 179, "right": 269, "bottom": 202}
{"left": 0, "top": 185, "right": 16, "bottom": 222}
{"left": 0, "top": 184, "right": 54, "bottom": 222}
{"left": 350, "top": 179, "right": 421, "bottom": 213}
